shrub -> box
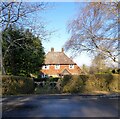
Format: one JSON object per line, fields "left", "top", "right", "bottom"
{"left": 84, "top": 74, "right": 120, "bottom": 93}
{"left": 84, "top": 75, "right": 98, "bottom": 92}
{"left": 95, "top": 74, "right": 113, "bottom": 91}
{"left": 79, "top": 75, "right": 89, "bottom": 83}
{"left": 49, "top": 77, "right": 59, "bottom": 82}
{"left": 108, "top": 74, "right": 120, "bottom": 92}
{"left": 60, "top": 75, "right": 72, "bottom": 87}
{"left": 95, "top": 74, "right": 113, "bottom": 82}
{"left": 2, "top": 75, "right": 34, "bottom": 95}
{"left": 34, "top": 81, "right": 60, "bottom": 94}
{"left": 61, "top": 74, "right": 120, "bottom": 94}
{"left": 33, "top": 77, "right": 48, "bottom": 82}
{"left": 62, "top": 75, "right": 84, "bottom": 93}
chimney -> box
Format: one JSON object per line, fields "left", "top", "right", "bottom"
{"left": 51, "top": 47, "right": 54, "bottom": 52}
{"left": 62, "top": 48, "right": 64, "bottom": 52}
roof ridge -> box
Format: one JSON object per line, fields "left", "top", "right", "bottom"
{"left": 44, "top": 50, "right": 76, "bottom": 65}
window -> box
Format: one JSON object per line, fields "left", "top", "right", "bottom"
{"left": 69, "top": 64, "right": 74, "bottom": 69}
{"left": 55, "top": 65, "right": 60, "bottom": 69}
{"left": 42, "top": 65, "right": 49, "bottom": 70}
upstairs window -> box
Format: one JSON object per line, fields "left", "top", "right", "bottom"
{"left": 42, "top": 65, "right": 49, "bottom": 70}
{"left": 55, "top": 65, "right": 60, "bottom": 69}
{"left": 69, "top": 64, "right": 74, "bottom": 69}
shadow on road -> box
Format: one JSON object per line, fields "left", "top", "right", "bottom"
{"left": 2, "top": 95, "right": 119, "bottom": 117}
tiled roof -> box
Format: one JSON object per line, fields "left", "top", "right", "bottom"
{"left": 44, "top": 48, "right": 76, "bottom": 65}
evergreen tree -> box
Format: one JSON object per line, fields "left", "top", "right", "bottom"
{"left": 2, "top": 26, "right": 45, "bottom": 76}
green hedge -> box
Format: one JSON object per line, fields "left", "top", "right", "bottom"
{"left": 3, "top": 74, "right": 118, "bottom": 95}
{"left": 62, "top": 75, "right": 84, "bottom": 93}
{"left": 60, "top": 75, "right": 72, "bottom": 87}
{"left": 108, "top": 74, "right": 119, "bottom": 92}
{"left": 2, "top": 75, "right": 34, "bottom": 95}
{"left": 85, "top": 74, "right": 119, "bottom": 92}
{"left": 61, "top": 74, "right": 120, "bottom": 94}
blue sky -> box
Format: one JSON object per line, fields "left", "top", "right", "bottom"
{"left": 38, "top": 2, "right": 91, "bottom": 66}
{"left": 41, "top": 2, "right": 77, "bottom": 51}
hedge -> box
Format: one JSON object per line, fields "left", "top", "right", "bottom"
{"left": 2, "top": 74, "right": 119, "bottom": 95}
{"left": 62, "top": 75, "right": 84, "bottom": 93}
{"left": 61, "top": 74, "right": 120, "bottom": 94}
{"left": 2, "top": 75, "right": 34, "bottom": 95}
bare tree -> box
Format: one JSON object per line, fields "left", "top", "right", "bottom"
{"left": 0, "top": 2, "right": 48, "bottom": 31}
{"left": 64, "top": 2, "right": 119, "bottom": 64}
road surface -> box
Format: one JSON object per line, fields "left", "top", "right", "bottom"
{"left": 2, "top": 95, "right": 119, "bottom": 117}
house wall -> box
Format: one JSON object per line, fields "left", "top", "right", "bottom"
{"left": 41, "top": 64, "right": 81, "bottom": 77}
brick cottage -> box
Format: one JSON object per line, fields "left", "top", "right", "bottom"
{"left": 41, "top": 48, "right": 81, "bottom": 77}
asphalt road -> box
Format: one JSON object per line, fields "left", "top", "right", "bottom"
{"left": 2, "top": 95, "right": 119, "bottom": 118}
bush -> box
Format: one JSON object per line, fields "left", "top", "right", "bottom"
{"left": 34, "top": 81, "right": 60, "bottom": 94}
{"left": 60, "top": 74, "right": 120, "bottom": 94}
{"left": 108, "top": 74, "right": 119, "bottom": 92}
{"left": 84, "top": 75, "right": 108, "bottom": 92}
{"left": 95, "top": 74, "right": 113, "bottom": 82}
{"left": 60, "top": 75, "right": 72, "bottom": 87}
{"left": 33, "top": 77, "right": 48, "bottom": 82}
{"left": 84, "top": 75, "right": 97, "bottom": 92}
{"left": 49, "top": 77, "right": 59, "bottom": 82}
{"left": 62, "top": 75, "right": 84, "bottom": 93}
{"left": 79, "top": 75, "right": 89, "bottom": 83}
{"left": 2, "top": 75, "right": 34, "bottom": 95}
{"left": 83, "top": 74, "right": 120, "bottom": 93}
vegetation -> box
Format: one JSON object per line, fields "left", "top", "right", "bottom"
{"left": 1, "top": 2, "right": 50, "bottom": 76}
{"left": 60, "top": 74, "right": 120, "bottom": 94}
{"left": 89, "top": 53, "right": 107, "bottom": 74}
{"left": 2, "top": 75, "right": 34, "bottom": 95}
{"left": 33, "top": 73, "right": 119, "bottom": 95}
{"left": 60, "top": 75, "right": 72, "bottom": 87}
{"left": 1, "top": 2, "right": 119, "bottom": 96}
{"left": 34, "top": 83, "right": 60, "bottom": 94}
{"left": 62, "top": 75, "right": 84, "bottom": 93}
{"left": 2, "top": 26, "right": 45, "bottom": 76}
{"left": 81, "top": 61, "right": 119, "bottom": 75}
{"left": 81, "top": 64, "right": 89, "bottom": 74}
{"left": 64, "top": 2, "right": 119, "bottom": 64}
{"left": 34, "top": 77, "right": 61, "bottom": 94}
{"left": 1, "top": 2, "right": 48, "bottom": 32}
{"left": 2, "top": 74, "right": 119, "bottom": 95}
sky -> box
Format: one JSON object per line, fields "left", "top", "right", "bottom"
{"left": 36, "top": 2, "right": 92, "bottom": 66}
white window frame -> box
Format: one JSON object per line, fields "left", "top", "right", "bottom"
{"left": 55, "top": 64, "right": 60, "bottom": 70}
{"left": 42, "top": 65, "right": 49, "bottom": 70}
{"left": 69, "top": 64, "right": 74, "bottom": 69}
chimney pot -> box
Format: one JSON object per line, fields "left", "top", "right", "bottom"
{"left": 51, "top": 48, "right": 54, "bottom": 52}
{"left": 62, "top": 48, "right": 64, "bottom": 52}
